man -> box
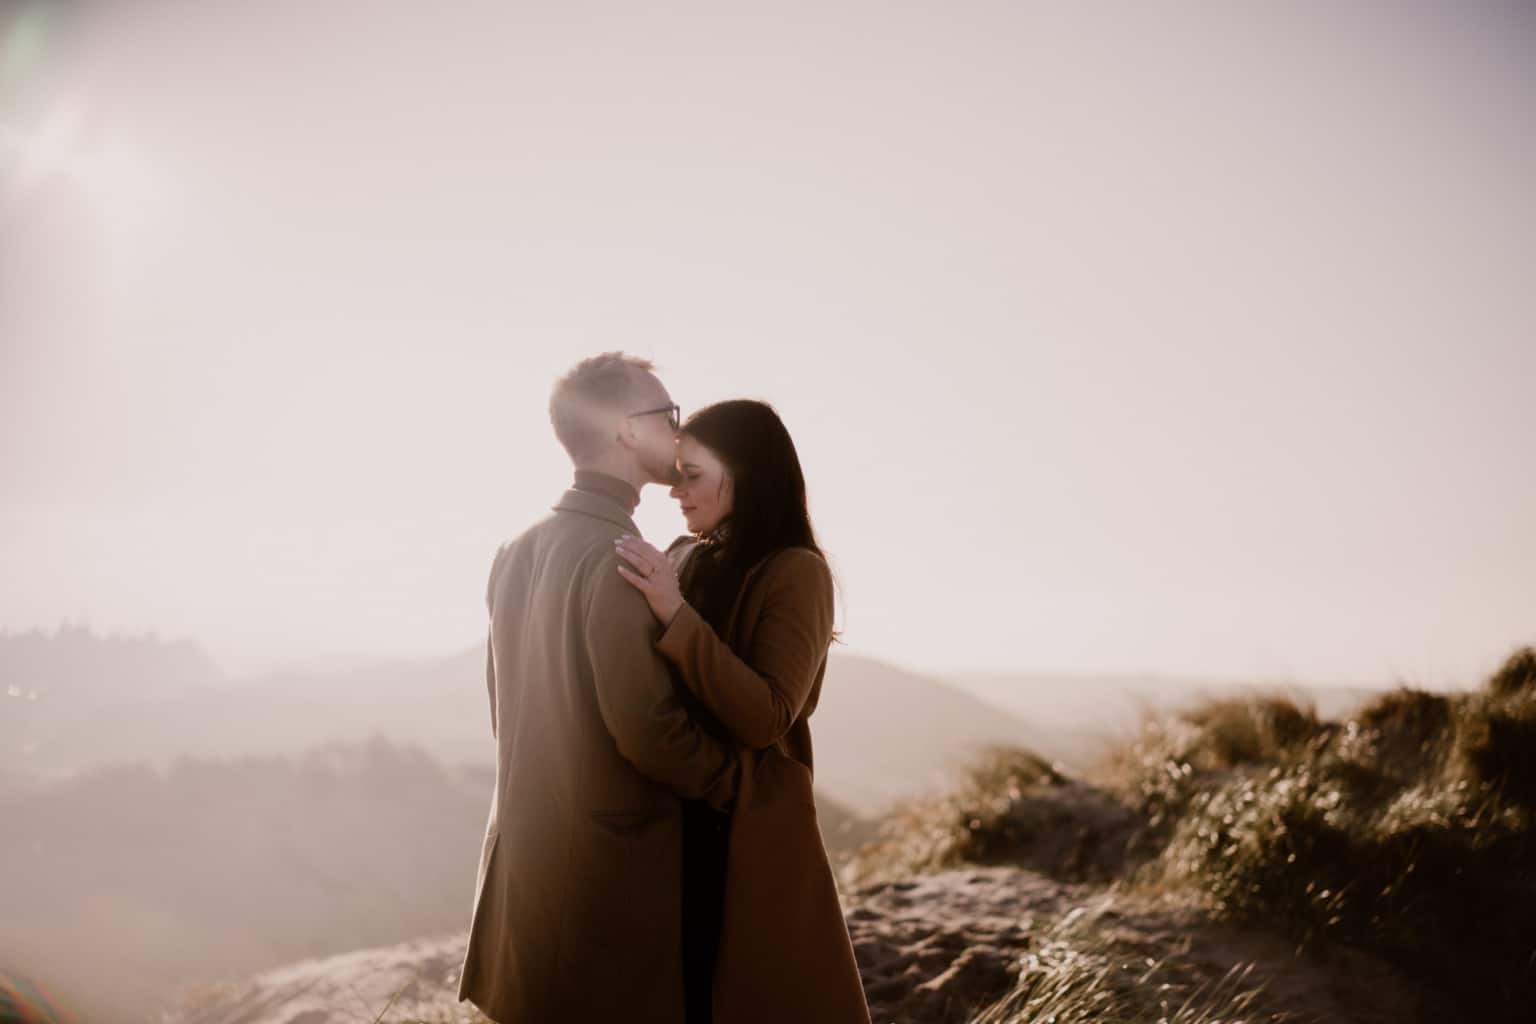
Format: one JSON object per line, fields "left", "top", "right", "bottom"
{"left": 457, "top": 352, "right": 738, "bottom": 1023}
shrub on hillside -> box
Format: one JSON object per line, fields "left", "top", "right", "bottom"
{"left": 841, "top": 747, "right": 1139, "bottom": 886}
{"left": 1142, "top": 648, "right": 1536, "bottom": 1022}
{"left": 1178, "top": 696, "right": 1322, "bottom": 769}
{"left": 1464, "top": 648, "right": 1536, "bottom": 811}
{"left": 1355, "top": 687, "right": 1454, "bottom": 782}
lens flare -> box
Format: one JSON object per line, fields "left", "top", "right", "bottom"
{"left": 0, "top": 970, "right": 78, "bottom": 1024}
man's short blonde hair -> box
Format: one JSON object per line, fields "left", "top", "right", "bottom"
{"left": 548, "top": 352, "right": 657, "bottom": 462}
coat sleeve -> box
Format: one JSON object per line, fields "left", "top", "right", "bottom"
{"left": 655, "top": 549, "right": 834, "bottom": 750}
{"left": 586, "top": 551, "right": 740, "bottom": 810}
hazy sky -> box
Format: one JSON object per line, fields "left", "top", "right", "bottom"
{"left": 2, "top": 1, "right": 1532, "bottom": 686}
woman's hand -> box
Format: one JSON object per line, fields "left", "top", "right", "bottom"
{"left": 614, "top": 535, "right": 686, "bottom": 626}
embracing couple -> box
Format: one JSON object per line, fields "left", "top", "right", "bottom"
{"left": 456, "top": 353, "right": 871, "bottom": 1023}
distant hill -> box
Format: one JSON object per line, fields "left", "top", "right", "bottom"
{"left": 1, "top": 626, "right": 223, "bottom": 780}
{"left": 4, "top": 639, "right": 1068, "bottom": 814}
{"left": 0, "top": 624, "right": 221, "bottom": 703}
{"left": 3, "top": 628, "right": 1374, "bottom": 814}
{"left": 1, "top": 642, "right": 488, "bottom": 781}
{"left": 0, "top": 737, "right": 489, "bottom": 1024}
{"left": 812, "top": 653, "right": 1085, "bottom": 811}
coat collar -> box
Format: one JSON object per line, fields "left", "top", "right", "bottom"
{"left": 553, "top": 488, "right": 639, "bottom": 532}
{"left": 571, "top": 469, "right": 641, "bottom": 514}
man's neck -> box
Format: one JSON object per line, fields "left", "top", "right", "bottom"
{"left": 572, "top": 461, "right": 644, "bottom": 512}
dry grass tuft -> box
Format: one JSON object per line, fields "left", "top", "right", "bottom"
{"left": 970, "top": 902, "right": 1272, "bottom": 1024}
{"left": 1487, "top": 646, "right": 1536, "bottom": 699}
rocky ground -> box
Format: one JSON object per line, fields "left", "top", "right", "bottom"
{"left": 165, "top": 865, "right": 1411, "bottom": 1024}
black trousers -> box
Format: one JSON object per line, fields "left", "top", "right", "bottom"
{"left": 680, "top": 799, "right": 731, "bottom": 1024}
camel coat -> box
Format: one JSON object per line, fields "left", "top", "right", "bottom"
{"left": 457, "top": 486, "right": 740, "bottom": 1024}
{"left": 659, "top": 541, "right": 872, "bottom": 1024}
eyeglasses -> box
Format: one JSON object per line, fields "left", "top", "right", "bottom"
{"left": 627, "top": 403, "right": 681, "bottom": 431}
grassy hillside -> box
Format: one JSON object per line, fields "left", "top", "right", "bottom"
{"left": 847, "top": 647, "right": 1536, "bottom": 1023}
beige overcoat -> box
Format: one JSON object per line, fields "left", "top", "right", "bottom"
{"left": 658, "top": 541, "right": 872, "bottom": 1024}
{"left": 457, "top": 487, "right": 740, "bottom": 1024}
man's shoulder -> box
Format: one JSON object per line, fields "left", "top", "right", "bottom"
{"left": 487, "top": 512, "right": 555, "bottom": 566}
{"left": 487, "top": 511, "right": 612, "bottom": 584}
{"left": 507, "top": 505, "right": 622, "bottom": 547}
{"left": 489, "top": 516, "right": 647, "bottom": 623}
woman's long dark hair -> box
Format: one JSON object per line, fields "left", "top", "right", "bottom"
{"left": 678, "top": 400, "right": 827, "bottom": 635}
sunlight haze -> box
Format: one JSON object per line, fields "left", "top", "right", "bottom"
{"left": 2, "top": 0, "right": 1532, "bottom": 687}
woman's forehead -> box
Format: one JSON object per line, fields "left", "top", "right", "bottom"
{"left": 675, "top": 434, "right": 721, "bottom": 466}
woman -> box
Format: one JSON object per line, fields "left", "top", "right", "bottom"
{"left": 614, "top": 399, "right": 871, "bottom": 1024}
